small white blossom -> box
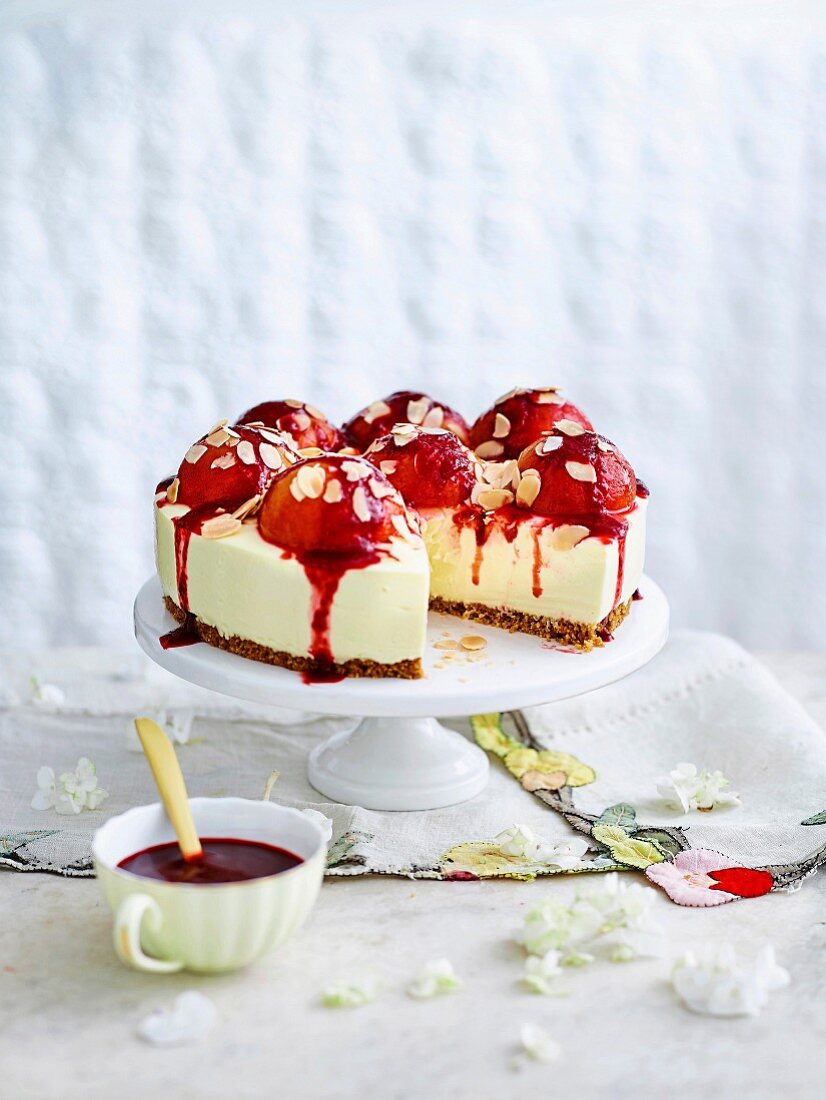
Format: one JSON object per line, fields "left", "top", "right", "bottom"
{"left": 516, "top": 874, "right": 664, "bottom": 965}
{"left": 495, "top": 824, "right": 589, "bottom": 868}
{"left": 518, "top": 1022, "right": 560, "bottom": 1064}
{"left": 407, "top": 959, "right": 462, "bottom": 999}
{"left": 523, "top": 950, "right": 567, "bottom": 995}
{"left": 29, "top": 678, "right": 66, "bottom": 706}
{"left": 138, "top": 991, "right": 217, "bottom": 1046}
{"left": 322, "top": 974, "right": 382, "bottom": 1007}
{"left": 301, "top": 809, "right": 333, "bottom": 848}
{"left": 32, "top": 758, "right": 108, "bottom": 815}
{"left": 672, "top": 944, "right": 790, "bottom": 1017}
{"left": 656, "top": 762, "right": 740, "bottom": 813}
{"left": 126, "top": 709, "right": 194, "bottom": 752}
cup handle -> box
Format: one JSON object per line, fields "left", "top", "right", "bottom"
{"left": 114, "top": 894, "right": 184, "bottom": 973}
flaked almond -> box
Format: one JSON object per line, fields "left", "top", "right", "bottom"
{"left": 211, "top": 453, "right": 236, "bottom": 470}
{"left": 352, "top": 485, "right": 371, "bottom": 522}
{"left": 422, "top": 405, "right": 444, "bottom": 429}
{"left": 538, "top": 435, "right": 563, "bottom": 455}
{"left": 201, "top": 513, "right": 242, "bottom": 539}
{"left": 495, "top": 387, "right": 522, "bottom": 404}
{"left": 565, "top": 461, "right": 597, "bottom": 484}
{"left": 477, "top": 487, "right": 513, "bottom": 510}
{"left": 289, "top": 480, "right": 305, "bottom": 502}
{"left": 363, "top": 400, "right": 391, "bottom": 424}
{"left": 475, "top": 440, "right": 505, "bottom": 459}
{"left": 224, "top": 426, "right": 240, "bottom": 439}
{"left": 306, "top": 404, "right": 324, "bottom": 419}
{"left": 296, "top": 464, "right": 326, "bottom": 499}
{"left": 206, "top": 428, "right": 231, "bottom": 448}
{"left": 555, "top": 418, "right": 586, "bottom": 437}
{"left": 299, "top": 447, "right": 323, "bottom": 458}
{"left": 259, "top": 444, "right": 285, "bottom": 470}
{"left": 184, "top": 444, "right": 207, "bottom": 465}
{"left": 433, "top": 639, "right": 459, "bottom": 651}
{"left": 597, "top": 440, "right": 614, "bottom": 453}
{"left": 323, "top": 479, "right": 343, "bottom": 504}
{"left": 342, "top": 459, "right": 369, "bottom": 481}
{"left": 391, "top": 423, "right": 418, "bottom": 446}
{"left": 380, "top": 460, "right": 398, "bottom": 475}
{"left": 284, "top": 399, "right": 304, "bottom": 409}
{"left": 480, "top": 459, "right": 520, "bottom": 492}
{"left": 232, "top": 495, "right": 262, "bottom": 521}
{"left": 293, "top": 411, "right": 311, "bottom": 431}
{"left": 206, "top": 417, "right": 229, "bottom": 435}
{"left": 236, "top": 440, "right": 257, "bottom": 465}
{"left": 549, "top": 524, "right": 589, "bottom": 551}
{"left": 165, "top": 477, "right": 180, "bottom": 503}
{"left": 516, "top": 471, "right": 541, "bottom": 507}
{"left": 492, "top": 412, "right": 511, "bottom": 439}
{"left": 406, "top": 397, "right": 429, "bottom": 425}
{"left": 459, "top": 634, "right": 487, "bottom": 651}
{"left": 259, "top": 428, "right": 288, "bottom": 446}
{"left": 391, "top": 513, "right": 416, "bottom": 541}
{"left": 536, "top": 388, "right": 564, "bottom": 404}
{"left": 369, "top": 477, "right": 396, "bottom": 499}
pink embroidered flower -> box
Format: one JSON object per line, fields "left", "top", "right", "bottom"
{"left": 645, "top": 849, "right": 773, "bottom": 907}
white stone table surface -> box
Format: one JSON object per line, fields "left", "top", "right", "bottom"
{"left": 3, "top": 652, "right": 826, "bottom": 1100}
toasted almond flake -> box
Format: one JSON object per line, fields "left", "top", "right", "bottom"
{"left": 433, "top": 639, "right": 459, "bottom": 651}
{"left": 352, "top": 485, "right": 371, "bottom": 522}
{"left": 434, "top": 661, "right": 446, "bottom": 669}
{"left": 460, "top": 635, "right": 487, "bottom": 652}
{"left": 224, "top": 426, "right": 240, "bottom": 439}
{"left": 565, "top": 461, "right": 597, "bottom": 484}
{"left": 363, "top": 400, "right": 392, "bottom": 425}
{"left": 597, "top": 440, "right": 614, "bottom": 453}
{"left": 406, "top": 397, "right": 430, "bottom": 425}
{"left": 495, "top": 387, "right": 522, "bottom": 404}
{"left": 555, "top": 418, "right": 586, "bottom": 437}
{"left": 339, "top": 446, "right": 360, "bottom": 455}
{"left": 211, "top": 453, "right": 236, "bottom": 470}
{"left": 292, "top": 411, "right": 311, "bottom": 431}
{"left": 323, "top": 479, "right": 343, "bottom": 504}
{"left": 165, "top": 478, "right": 180, "bottom": 504}
{"left": 259, "top": 427, "right": 288, "bottom": 446}
{"left": 289, "top": 480, "right": 305, "bottom": 502}
{"left": 306, "top": 404, "right": 324, "bottom": 419}
{"left": 236, "top": 440, "right": 257, "bottom": 465}
{"left": 391, "top": 423, "right": 418, "bottom": 446}
{"left": 476, "top": 440, "right": 505, "bottom": 459}
{"left": 422, "top": 405, "right": 444, "bottom": 429}
{"left": 207, "top": 418, "right": 230, "bottom": 435}
{"left": 536, "top": 389, "right": 564, "bottom": 404}
{"left": 369, "top": 477, "right": 396, "bottom": 499}
{"left": 201, "top": 513, "right": 242, "bottom": 539}
{"left": 479, "top": 459, "right": 520, "bottom": 493}
{"left": 391, "top": 513, "right": 415, "bottom": 541}
{"left": 259, "top": 444, "right": 285, "bottom": 471}
{"left": 342, "top": 459, "right": 369, "bottom": 481}
{"left": 493, "top": 412, "right": 511, "bottom": 439}
{"left": 184, "top": 444, "right": 208, "bottom": 464}
{"left": 206, "top": 428, "right": 231, "bottom": 448}
{"left": 284, "top": 399, "right": 304, "bottom": 409}
{"left": 299, "top": 447, "right": 324, "bottom": 458}
{"left": 232, "top": 495, "right": 262, "bottom": 521}
{"left": 380, "top": 460, "right": 398, "bottom": 475}
{"left": 296, "top": 464, "right": 326, "bottom": 499}
{"left": 538, "top": 435, "right": 564, "bottom": 455}
{"left": 477, "top": 488, "right": 513, "bottom": 510}
{"left": 245, "top": 420, "right": 265, "bottom": 428}
{"left": 516, "top": 472, "right": 541, "bottom": 507}
{"left": 549, "top": 524, "right": 590, "bottom": 551}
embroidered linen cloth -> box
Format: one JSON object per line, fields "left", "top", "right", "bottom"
{"left": 2, "top": 632, "right": 824, "bottom": 885}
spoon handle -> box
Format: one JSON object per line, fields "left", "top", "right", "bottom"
{"left": 134, "top": 717, "right": 203, "bottom": 862}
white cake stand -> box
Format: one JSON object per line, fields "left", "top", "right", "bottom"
{"left": 134, "top": 576, "right": 669, "bottom": 811}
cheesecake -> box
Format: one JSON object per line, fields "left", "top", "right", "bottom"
{"left": 153, "top": 389, "right": 648, "bottom": 679}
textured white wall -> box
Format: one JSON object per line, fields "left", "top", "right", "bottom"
{"left": 1, "top": 0, "right": 824, "bottom": 650}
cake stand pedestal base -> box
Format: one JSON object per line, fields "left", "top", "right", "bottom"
{"left": 307, "top": 716, "right": 489, "bottom": 811}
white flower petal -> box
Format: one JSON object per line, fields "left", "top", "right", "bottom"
{"left": 138, "top": 991, "right": 217, "bottom": 1046}
{"left": 407, "top": 959, "right": 462, "bottom": 999}
{"left": 31, "top": 789, "right": 56, "bottom": 811}
{"left": 672, "top": 944, "right": 789, "bottom": 1017}
{"left": 519, "top": 1022, "right": 560, "bottom": 1063}
{"left": 322, "top": 975, "right": 382, "bottom": 1007}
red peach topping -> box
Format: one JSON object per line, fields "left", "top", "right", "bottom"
{"left": 470, "top": 387, "right": 593, "bottom": 461}
{"left": 364, "top": 424, "right": 480, "bottom": 509}
{"left": 174, "top": 422, "right": 300, "bottom": 510}
{"left": 343, "top": 391, "right": 470, "bottom": 451}
{"left": 238, "top": 399, "right": 344, "bottom": 452}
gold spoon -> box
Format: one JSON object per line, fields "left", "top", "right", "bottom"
{"left": 134, "top": 717, "right": 203, "bottom": 863}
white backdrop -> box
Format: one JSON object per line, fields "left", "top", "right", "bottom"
{"left": 1, "top": 0, "right": 824, "bottom": 650}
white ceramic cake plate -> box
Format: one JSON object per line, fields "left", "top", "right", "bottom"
{"left": 134, "top": 576, "right": 669, "bottom": 811}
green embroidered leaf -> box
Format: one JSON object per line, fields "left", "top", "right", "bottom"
{"left": 0, "top": 829, "right": 58, "bottom": 856}
{"left": 503, "top": 747, "right": 596, "bottom": 788}
{"left": 801, "top": 810, "right": 826, "bottom": 826}
{"left": 326, "top": 830, "right": 374, "bottom": 869}
{"left": 596, "top": 803, "right": 637, "bottom": 832}
{"left": 633, "top": 828, "right": 685, "bottom": 857}
{"left": 440, "top": 840, "right": 591, "bottom": 881}
{"left": 591, "top": 825, "right": 667, "bottom": 869}
{"left": 470, "top": 713, "right": 521, "bottom": 758}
